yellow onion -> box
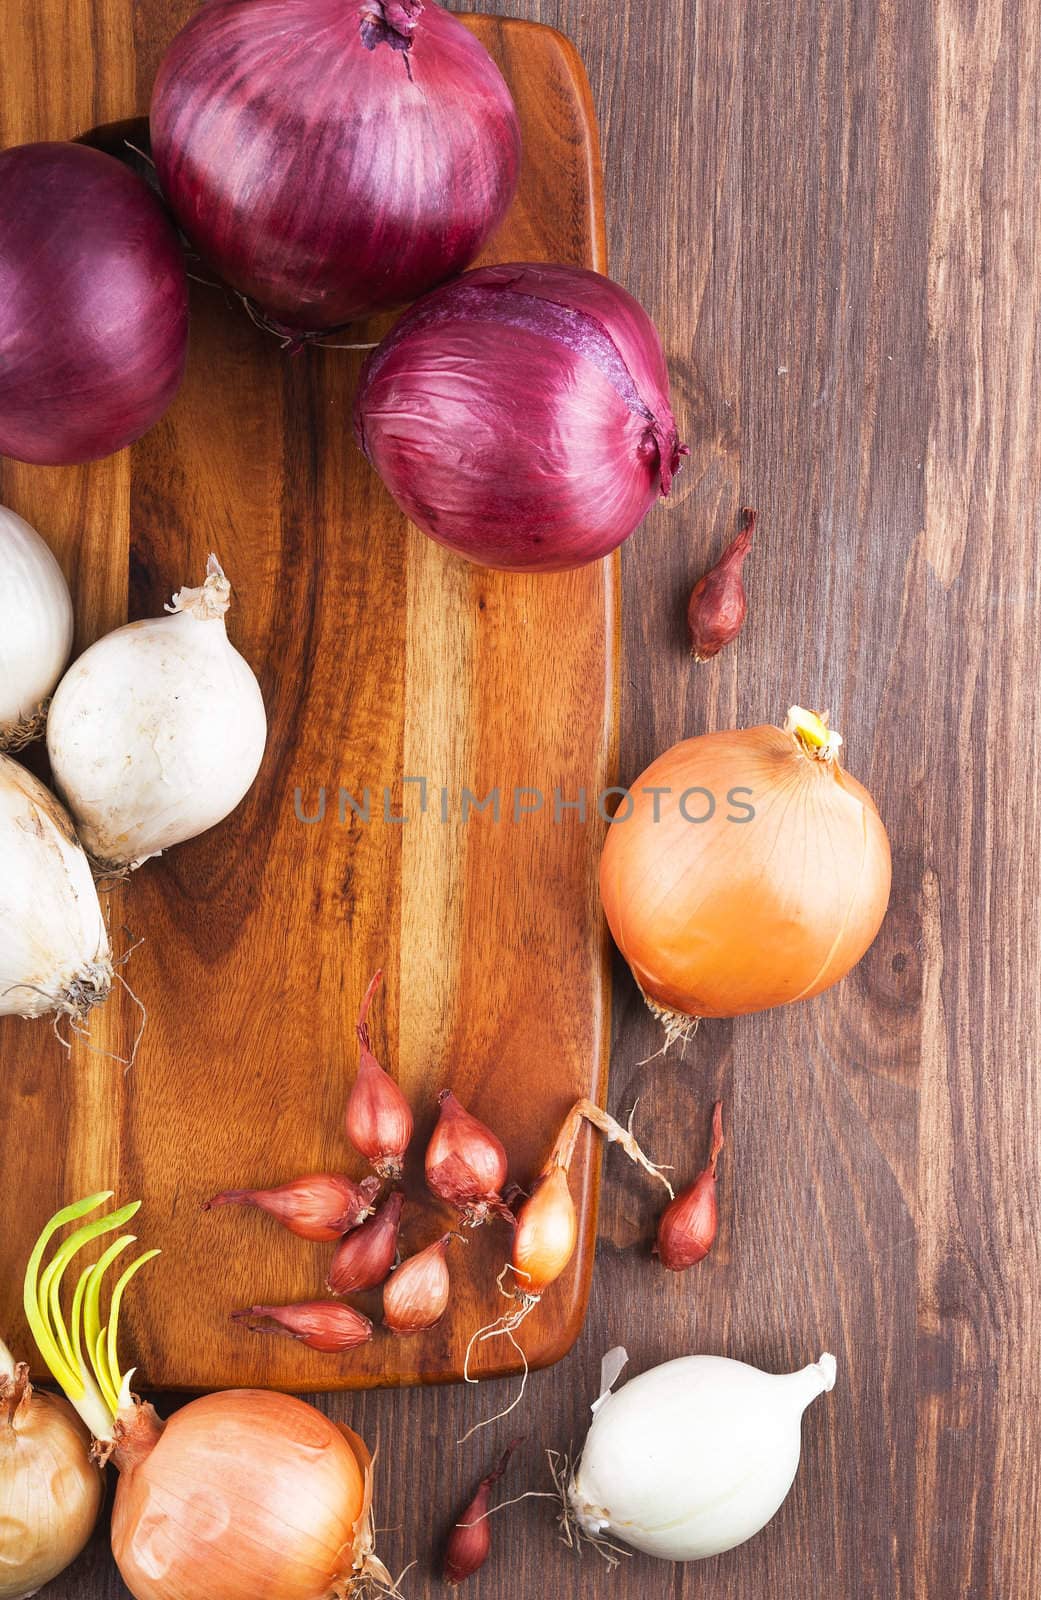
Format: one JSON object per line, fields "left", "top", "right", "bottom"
{"left": 0, "top": 1345, "right": 102, "bottom": 1600}
{"left": 511, "top": 1168, "right": 577, "bottom": 1300}
{"left": 600, "top": 707, "right": 891, "bottom": 1029}
{"left": 110, "top": 1393, "right": 375, "bottom": 1600}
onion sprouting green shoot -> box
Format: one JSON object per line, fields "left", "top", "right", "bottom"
{"left": 21, "top": 1194, "right": 393, "bottom": 1600}
{"left": 23, "top": 1192, "right": 158, "bottom": 1444}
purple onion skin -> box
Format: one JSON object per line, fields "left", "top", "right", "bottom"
{"left": 354, "top": 262, "right": 688, "bottom": 573}
{"left": 150, "top": 0, "right": 522, "bottom": 333}
{"left": 0, "top": 143, "right": 188, "bottom": 467}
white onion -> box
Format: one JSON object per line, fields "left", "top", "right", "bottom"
{"left": 47, "top": 555, "right": 267, "bottom": 871}
{"left": 569, "top": 1347, "right": 837, "bottom": 1561}
{"left": 0, "top": 755, "right": 111, "bottom": 1020}
{"left": 0, "top": 506, "right": 74, "bottom": 751}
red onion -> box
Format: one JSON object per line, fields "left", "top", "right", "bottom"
{"left": 354, "top": 262, "right": 688, "bottom": 571}
{"left": 150, "top": 0, "right": 521, "bottom": 334}
{"left": 0, "top": 143, "right": 188, "bottom": 467}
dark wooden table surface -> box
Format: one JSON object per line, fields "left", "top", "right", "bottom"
{"left": 23, "top": 0, "right": 1040, "bottom": 1596}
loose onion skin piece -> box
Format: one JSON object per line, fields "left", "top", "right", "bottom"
{"left": 599, "top": 712, "right": 891, "bottom": 1022}
{"left": 354, "top": 262, "right": 687, "bottom": 572}
{"left": 0, "top": 143, "right": 188, "bottom": 466}
{"left": 110, "top": 1393, "right": 370, "bottom": 1600}
{"left": 150, "top": 0, "right": 521, "bottom": 332}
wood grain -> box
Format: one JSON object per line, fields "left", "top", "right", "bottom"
{"left": 0, "top": 16, "right": 613, "bottom": 1392}
{"left": 4, "top": 0, "right": 1039, "bottom": 1597}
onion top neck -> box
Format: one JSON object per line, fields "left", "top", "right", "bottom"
{"left": 165, "top": 552, "right": 231, "bottom": 622}
{"left": 784, "top": 704, "right": 844, "bottom": 763}
{"left": 359, "top": 1, "right": 423, "bottom": 58}
{"left": 0, "top": 1342, "right": 31, "bottom": 1427}
{"left": 22, "top": 1192, "right": 159, "bottom": 1448}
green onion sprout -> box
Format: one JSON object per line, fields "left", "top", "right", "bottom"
{"left": 22, "top": 1192, "right": 159, "bottom": 1442}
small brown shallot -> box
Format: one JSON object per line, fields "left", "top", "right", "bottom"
{"left": 465, "top": 1099, "right": 673, "bottom": 1380}
{"left": 204, "top": 1173, "right": 380, "bottom": 1242}
{"left": 687, "top": 506, "right": 756, "bottom": 661}
{"left": 442, "top": 1438, "right": 523, "bottom": 1585}
{"left": 346, "top": 969, "right": 414, "bottom": 1181}
{"left": 425, "top": 1090, "right": 513, "bottom": 1226}
{"left": 327, "top": 1192, "right": 405, "bottom": 1294}
{"left": 230, "top": 1301, "right": 373, "bottom": 1353}
{"left": 655, "top": 1101, "right": 725, "bottom": 1270}
{"left": 383, "top": 1234, "right": 457, "bottom": 1336}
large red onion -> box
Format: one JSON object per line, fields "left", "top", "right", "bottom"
{"left": 0, "top": 143, "right": 188, "bottom": 467}
{"left": 150, "top": 0, "right": 521, "bottom": 333}
{"left": 354, "top": 262, "right": 688, "bottom": 571}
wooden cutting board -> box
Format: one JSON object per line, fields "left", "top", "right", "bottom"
{"left": 0, "top": 13, "right": 614, "bottom": 1391}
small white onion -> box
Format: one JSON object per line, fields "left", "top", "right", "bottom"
{"left": 0, "top": 755, "right": 111, "bottom": 1020}
{"left": 47, "top": 555, "right": 267, "bottom": 871}
{"left": 569, "top": 1347, "right": 837, "bottom": 1561}
{"left": 0, "top": 506, "right": 74, "bottom": 751}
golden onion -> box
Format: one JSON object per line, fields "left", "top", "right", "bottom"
{"left": 599, "top": 707, "right": 891, "bottom": 1030}
{"left": 0, "top": 1345, "right": 101, "bottom": 1600}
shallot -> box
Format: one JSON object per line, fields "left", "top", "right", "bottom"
{"left": 467, "top": 1101, "right": 671, "bottom": 1364}
{"left": 426, "top": 1091, "right": 512, "bottom": 1225}
{"left": 383, "top": 1234, "right": 455, "bottom": 1335}
{"left": 687, "top": 507, "right": 756, "bottom": 661}
{"left": 204, "top": 1174, "right": 380, "bottom": 1242}
{"left": 347, "top": 970, "right": 413, "bottom": 1180}
{"left": 231, "top": 1302, "right": 373, "bottom": 1353}
{"left": 442, "top": 1439, "right": 522, "bottom": 1585}
{"left": 655, "top": 1102, "right": 724, "bottom": 1270}
{"left": 328, "top": 1192, "right": 404, "bottom": 1294}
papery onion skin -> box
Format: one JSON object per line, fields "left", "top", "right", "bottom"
{"left": 150, "top": 0, "right": 521, "bottom": 332}
{"left": 46, "top": 557, "right": 267, "bottom": 871}
{"left": 570, "top": 1352, "right": 837, "bottom": 1562}
{"left": 0, "top": 1367, "right": 102, "bottom": 1600}
{"left": 354, "top": 262, "right": 687, "bottom": 572}
{"left": 0, "top": 508, "right": 74, "bottom": 751}
{"left": 599, "top": 722, "right": 891, "bottom": 1020}
{"left": 0, "top": 755, "right": 112, "bottom": 1021}
{"left": 110, "top": 1393, "right": 366, "bottom": 1600}
{"left": 0, "top": 143, "right": 188, "bottom": 466}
